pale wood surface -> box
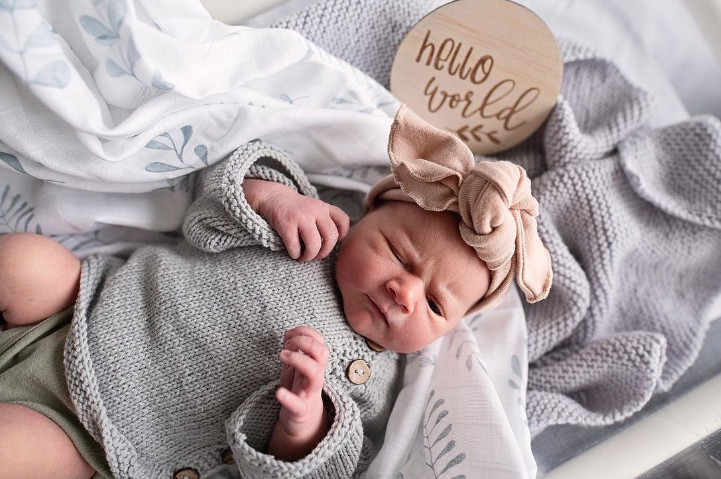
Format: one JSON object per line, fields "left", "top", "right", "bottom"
{"left": 390, "top": 0, "right": 562, "bottom": 155}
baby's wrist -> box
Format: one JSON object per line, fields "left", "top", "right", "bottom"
{"left": 267, "top": 400, "right": 329, "bottom": 461}
{"left": 242, "top": 178, "right": 295, "bottom": 218}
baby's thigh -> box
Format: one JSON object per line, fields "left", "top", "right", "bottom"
{"left": 0, "top": 402, "right": 95, "bottom": 479}
{"left": 0, "top": 233, "right": 80, "bottom": 327}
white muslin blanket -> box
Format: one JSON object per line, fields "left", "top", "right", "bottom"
{"left": 0, "top": 0, "right": 397, "bottom": 233}
{"left": 0, "top": 1, "right": 535, "bottom": 478}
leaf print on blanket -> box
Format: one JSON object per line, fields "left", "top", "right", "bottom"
{"left": 51, "top": 230, "right": 105, "bottom": 253}
{"left": 407, "top": 347, "right": 436, "bottom": 368}
{"left": 145, "top": 126, "right": 206, "bottom": 191}
{"left": 80, "top": 0, "right": 174, "bottom": 90}
{"left": 0, "top": 184, "right": 41, "bottom": 234}
{"left": 423, "top": 389, "right": 466, "bottom": 479}
{"left": 0, "top": 152, "right": 27, "bottom": 175}
{"left": 332, "top": 90, "right": 375, "bottom": 114}
{"left": 446, "top": 314, "right": 487, "bottom": 373}
{"left": 0, "top": 2, "right": 70, "bottom": 88}
{"left": 279, "top": 93, "right": 309, "bottom": 104}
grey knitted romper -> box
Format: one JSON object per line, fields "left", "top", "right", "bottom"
{"left": 63, "top": 142, "right": 401, "bottom": 479}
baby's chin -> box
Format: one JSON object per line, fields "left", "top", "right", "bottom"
{"left": 342, "top": 305, "right": 435, "bottom": 353}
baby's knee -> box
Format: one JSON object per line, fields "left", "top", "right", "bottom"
{"left": 0, "top": 233, "right": 81, "bottom": 327}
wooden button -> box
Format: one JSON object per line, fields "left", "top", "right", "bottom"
{"left": 173, "top": 468, "right": 200, "bottom": 479}
{"left": 221, "top": 448, "right": 235, "bottom": 464}
{"left": 347, "top": 359, "right": 371, "bottom": 385}
{"left": 365, "top": 337, "right": 385, "bottom": 352}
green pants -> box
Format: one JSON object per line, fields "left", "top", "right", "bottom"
{"left": 0, "top": 308, "right": 112, "bottom": 479}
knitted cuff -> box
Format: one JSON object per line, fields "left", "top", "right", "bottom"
{"left": 183, "top": 141, "right": 318, "bottom": 252}
{"left": 226, "top": 380, "right": 364, "bottom": 479}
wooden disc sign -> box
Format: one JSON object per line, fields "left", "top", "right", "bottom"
{"left": 390, "top": 0, "right": 562, "bottom": 155}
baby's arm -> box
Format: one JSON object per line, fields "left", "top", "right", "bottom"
{"left": 266, "top": 326, "right": 330, "bottom": 461}
{"left": 243, "top": 179, "right": 349, "bottom": 262}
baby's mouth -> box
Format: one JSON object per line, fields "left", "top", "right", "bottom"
{"left": 367, "top": 294, "right": 388, "bottom": 325}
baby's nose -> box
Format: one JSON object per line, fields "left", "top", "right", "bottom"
{"left": 386, "top": 274, "right": 424, "bottom": 315}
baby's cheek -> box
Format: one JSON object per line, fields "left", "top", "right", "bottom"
{"left": 394, "top": 322, "right": 437, "bottom": 353}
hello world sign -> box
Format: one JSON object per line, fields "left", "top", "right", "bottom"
{"left": 390, "top": 0, "right": 563, "bottom": 155}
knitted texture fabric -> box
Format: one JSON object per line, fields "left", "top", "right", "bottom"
{"left": 275, "top": 1, "right": 721, "bottom": 434}
{"left": 497, "top": 43, "right": 721, "bottom": 434}
{"left": 271, "top": 0, "right": 450, "bottom": 88}
{"left": 64, "top": 142, "right": 400, "bottom": 479}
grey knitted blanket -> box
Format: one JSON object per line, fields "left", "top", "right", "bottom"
{"left": 275, "top": 0, "right": 721, "bottom": 434}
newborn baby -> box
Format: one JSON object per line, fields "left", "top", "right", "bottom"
{"left": 0, "top": 105, "right": 551, "bottom": 479}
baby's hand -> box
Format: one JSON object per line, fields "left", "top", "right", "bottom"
{"left": 267, "top": 326, "right": 330, "bottom": 461}
{"left": 277, "top": 326, "right": 329, "bottom": 435}
{"left": 244, "top": 179, "right": 349, "bottom": 262}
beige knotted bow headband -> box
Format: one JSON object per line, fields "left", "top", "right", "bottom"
{"left": 365, "top": 105, "right": 553, "bottom": 312}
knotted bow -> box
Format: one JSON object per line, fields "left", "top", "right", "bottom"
{"left": 365, "top": 105, "right": 552, "bottom": 311}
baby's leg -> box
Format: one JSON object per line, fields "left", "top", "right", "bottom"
{"left": 0, "top": 233, "right": 81, "bottom": 328}
{"left": 0, "top": 403, "right": 95, "bottom": 479}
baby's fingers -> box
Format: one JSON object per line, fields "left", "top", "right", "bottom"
{"left": 279, "top": 349, "right": 324, "bottom": 393}
{"left": 314, "top": 215, "right": 340, "bottom": 260}
{"left": 329, "top": 206, "right": 350, "bottom": 241}
{"left": 276, "top": 387, "right": 308, "bottom": 418}
{"left": 298, "top": 223, "right": 322, "bottom": 262}
{"left": 277, "top": 224, "right": 302, "bottom": 260}
{"left": 284, "top": 334, "right": 329, "bottom": 368}
{"left": 283, "top": 325, "right": 326, "bottom": 346}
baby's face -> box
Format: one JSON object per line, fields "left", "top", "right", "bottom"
{"left": 335, "top": 201, "right": 490, "bottom": 353}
